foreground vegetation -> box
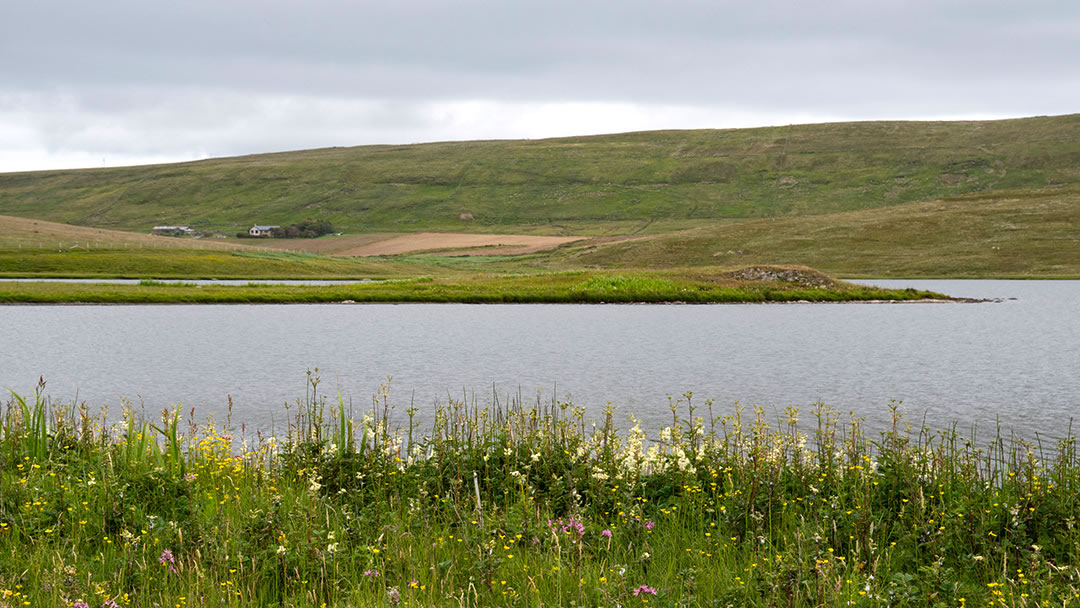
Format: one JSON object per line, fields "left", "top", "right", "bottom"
{"left": 1, "top": 378, "right": 1078, "bottom": 607}
{"left": 0, "top": 266, "right": 951, "bottom": 304}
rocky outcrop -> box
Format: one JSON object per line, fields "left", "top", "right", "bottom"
{"left": 728, "top": 266, "right": 835, "bottom": 288}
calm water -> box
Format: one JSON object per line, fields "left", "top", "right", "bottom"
{"left": 1, "top": 280, "right": 1077, "bottom": 440}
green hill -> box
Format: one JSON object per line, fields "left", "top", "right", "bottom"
{"left": 2, "top": 114, "right": 1079, "bottom": 235}
{"left": 554, "top": 186, "right": 1080, "bottom": 278}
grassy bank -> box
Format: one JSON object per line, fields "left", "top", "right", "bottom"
{"left": 0, "top": 248, "right": 425, "bottom": 280}
{"left": 0, "top": 267, "right": 951, "bottom": 304}
{"left": 1, "top": 380, "right": 1077, "bottom": 607}
{"left": 555, "top": 186, "right": 1080, "bottom": 278}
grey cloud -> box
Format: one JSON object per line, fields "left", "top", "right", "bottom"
{"left": 6, "top": 1, "right": 1078, "bottom": 101}
{"left": 1, "top": 0, "right": 1078, "bottom": 170}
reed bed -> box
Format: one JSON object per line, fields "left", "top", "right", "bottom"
{"left": 1, "top": 376, "right": 1077, "bottom": 607}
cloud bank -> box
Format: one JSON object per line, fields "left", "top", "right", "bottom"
{"left": 2, "top": 0, "right": 1077, "bottom": 171}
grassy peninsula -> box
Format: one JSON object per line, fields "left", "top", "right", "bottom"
{"left": 0, "top": 267, "right": 949, "bottom": 305}
{"left": 2, "top": 383, "right": 1077, "bottom": 607}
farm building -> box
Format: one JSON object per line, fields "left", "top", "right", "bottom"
{"left": 151, "top": 226, "right": 193, "bottom": 236}
{"left": 249, "top": 224, "right": 280, "bottom": 237}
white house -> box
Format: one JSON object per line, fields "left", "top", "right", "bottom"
{"left": 249, "top": 224, "right": 280, "bottom": 237}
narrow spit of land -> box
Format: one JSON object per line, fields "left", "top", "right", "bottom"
{"left": 0, "top": 266, "right": 955, "bottom": 304}
{"left": 1, "top": 387, "right": 1077, "bottom": 607}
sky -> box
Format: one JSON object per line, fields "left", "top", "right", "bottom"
{"left": 2, "top": 0, "right": 1078, "bottom": 173}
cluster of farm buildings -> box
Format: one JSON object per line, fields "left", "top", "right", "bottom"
{"left": 151, "top": 224, "right": 279, "bottom": 237}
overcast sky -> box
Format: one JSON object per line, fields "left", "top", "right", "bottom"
{"left": 2, "top": 0, "right": 1078, "bottom": 172}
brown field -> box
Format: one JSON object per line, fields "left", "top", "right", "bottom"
{"left": 330, "top": 232, "right": 585, "bottom": 257}
{"left": 0, "top": 215, "right": 249, "bottom": 250}
{"left": 0, "top": 218, "right": 585, "bottom": 259}
{"left": 235, "top": 233, "right": 398, "bottom": 255}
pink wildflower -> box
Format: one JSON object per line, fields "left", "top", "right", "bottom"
{"left": 601, "top": 529, "right": 613, "bottom": 538}
{"left": 159, "top": 549, "right": 177, "bottom": 573}
{"left": 644, "top": 520, "right": 655, "bottom": 530}
{"left": 548, "top": 517, "right": 586, "bottom": 538}
{"left": 363, "top": 569, "right": 380, "bottom": 578}
{"left": 633, "top": 584, "right": 657, "bottom": 596}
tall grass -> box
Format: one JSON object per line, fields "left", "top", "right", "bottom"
{"left": 1, "top": 378, "right": 1078, "bottom": 607}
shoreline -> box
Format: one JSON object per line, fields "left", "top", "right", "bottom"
{"left": 0, "top": 296, "right": 992, "bottom": 306}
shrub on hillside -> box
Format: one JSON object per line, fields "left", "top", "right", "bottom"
{"left": 271, "top": 220, "right": 334, "bottom": 239}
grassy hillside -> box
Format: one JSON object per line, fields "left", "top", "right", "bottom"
{"left": 2, "top": 115, "right": 1079, "bottom": 234}
{"left": 555, "top": 186, "right": 1080, "bottom": 278}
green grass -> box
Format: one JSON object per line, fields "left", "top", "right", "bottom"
{"left": 555, "top": 186, "right": 1080, "bottom": 278}
{"left": 0, "top": 266, "right": 950, "bottom": 304}
{"left": 3, "top": 115, "right": 1080, "bottom": 280}
{"left": 2, "top": 115, "right": 1079, "bottom": 235}
{"left": 1, "top": 379, "right": 1078, "bottom": 607}
{"left": 0, "top": 248, "right": 425, "bottom": 279}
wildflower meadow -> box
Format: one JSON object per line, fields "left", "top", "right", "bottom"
{"left": 1, "top": 376, "right": 1078, "bottom": 607}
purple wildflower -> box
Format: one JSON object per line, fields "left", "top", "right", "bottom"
{"left": 548, "top": 517, "right": 586, "bottom": 538}
{"left": 73, "top": 602, "right": 90, "bottom": 608}
{"left": 643, "top": 520, "right": 655, "bottom": 531}
{"left": 363, "top": 569, "right": 380, "bottom": 578}
{"left": 159, "top": 549, "right": 177, "bottom": 573}
{"left": 601, "top": 529, "right": 613, "bottom": 538}
{"left": 633, "top": 584, "right": 657, "bottom": 596}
